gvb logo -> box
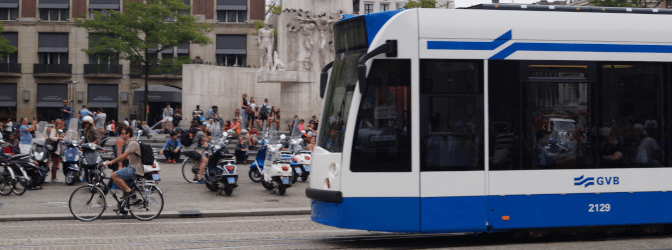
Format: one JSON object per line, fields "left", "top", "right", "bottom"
{"left": 574, "top": 175, "right": 619, "bottom": 188}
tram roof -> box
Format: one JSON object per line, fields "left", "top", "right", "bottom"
{"left": 466, "top": 3, "right": 672, "bottom": 15}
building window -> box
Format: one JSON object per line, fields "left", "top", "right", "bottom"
{"left": 380, "top": 3, "right": 389, "bottom": 11}
{"left": 40, "top": 9, "right": 68, "bottom": 21}
{"left": 217, "top": 10, "right": 246, "bottom": 23}
{"left": 364, "top": 3, "right": 373, "bottom": 14}
{"left": 89, "top": 9, "right": 117, "bottom": 20}
{"left": 0, "top": 8, "right": 18, "bottom": 20}
{"left": 89, "top": 52, "right": 118, "bottom": 65}
{"left": 39, "top": 52, "right": 68, "bottom": 64}
{"left": 216, "top": 54, "right": 245, "bottom": 66}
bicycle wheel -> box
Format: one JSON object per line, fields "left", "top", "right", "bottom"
{"left": 69, "top": 185, "right": 106, "bottom": 222}
{"left": 129, "top": 185, "right": 164, "bottom": 221}
{"left": 0, "top": 177, "right": 11, "bottom": 196}
{"left": 181, "top": 158, "right": 199, "bottom": 183}
{"left": 12, "top": 177, "right": 27, "bottom": 195}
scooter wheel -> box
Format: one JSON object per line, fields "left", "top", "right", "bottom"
{"left": 205, "top": 181, "right": 219, "bottom": 192}
{"left": 65, "top": 172, "right": 77, "bottom": 186}
{"left": 223, "top": 184, "right": 233, "bottom": 196}
{"left": 248, "top": 169, "right": 262, "bottom": 183}
{"left": 291, "top": 170, "right": 298, "bottom": 184}
{"left": 301, "top": 173, "right": 309, "bottom": 182}
{"left": 278, "top": 184, "right": 286, "bottom": 195}
{"left": 261, "top": 179, "right": 274, "bottom": 190}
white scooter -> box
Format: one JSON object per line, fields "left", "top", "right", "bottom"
{"left": 260, "top": 134, "right": 293, "bottom": 195}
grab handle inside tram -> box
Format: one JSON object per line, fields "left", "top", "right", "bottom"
{"left": 320, "top": 61, "right": 334, "bottom": 98}
{"left": 357, "top": 40, "right": 397, "bottom": 94}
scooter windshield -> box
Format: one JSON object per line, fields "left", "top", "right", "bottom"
{"left": 33, "top": 121, "right": 48, "bottom": 142}
{"left": 64, "top": 118, "right": 79, "bottom": 141}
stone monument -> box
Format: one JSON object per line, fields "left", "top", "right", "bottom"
{"left": 257, "top": 0, "right": 353, "bottom": 123}
{"left": 258, "top": 20, "right": 275, "bottom": 71}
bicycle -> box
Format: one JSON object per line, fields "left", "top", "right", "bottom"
{"left": 68, "top": 173, "right": 164, "bottom": 222}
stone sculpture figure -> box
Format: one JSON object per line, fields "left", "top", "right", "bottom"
{"left": 315, "top": 16, "right": 338, "bottom": 68}
{"left": 290, "top": 17, "right": 317, "bottom": 71}
{"left": 258, "top": 20, "right": 274, "bottom": 70}
{"left": 272, "top": 51, "right": 286, "bottom": 71}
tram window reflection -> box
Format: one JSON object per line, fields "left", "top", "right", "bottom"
{"left": 598, "top": 64, "right": 666, "bottom": 168}
{"left": 350, "top": 59, "right": 412, "bottom": 172}
{"left": 420, "top": 59, "right": 484, "bottom": 171}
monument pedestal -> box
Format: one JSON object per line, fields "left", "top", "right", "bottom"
{"left": 256, "top": 70, "right": 314, "bottom": 83}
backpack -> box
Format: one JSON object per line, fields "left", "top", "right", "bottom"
{"left": 259, "top": 104, "right": 270, "bottom": 116}
{"left": 135, "top": 141, "right": 155, "bottom": 165}
{"left": 180, "top": 129, "right": 199, "bottom": 147}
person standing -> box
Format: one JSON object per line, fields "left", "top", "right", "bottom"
{"left": 60, "top": 100, "right": 74, "bottom": 130}
{"left": 18, "top": 117, "right": 36, "bottom": 154}
{"left": 3, "top": 118, "right": 13, "bottom": 138}
{"left": 248, "top": 97, "right": 256, "bottom": 129}
{"left": 159, "top": 131, "right": 181, "bottom": 163}
{"left": 123, "top": 118, "right": 130, "bottom": 126}
{"left": 49, "top": 119, "right": 64, "bottom": 183}
{"left": 240, "top": 94, "right": 249, "bottom": 130}
{"left": 162, "top": 103, "right": 174, "bottom": 132}
{"left": 287, "top": 115, "right": 300, "bottom": 137}
{"left": 79, "top": 105, "right": 92, "bottom": 129}
{"left": 259, "top": 99, "right": 270, "bottom": 131}
{"left": 94, "top": 108, "right": 106, "bottom": 130}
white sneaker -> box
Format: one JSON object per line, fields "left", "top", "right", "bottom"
{"left": 51, "top": 179, "right": 62, "bottom": 183}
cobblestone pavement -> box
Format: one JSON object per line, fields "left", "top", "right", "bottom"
{"left": 3, "top": 215, "right": 672, "bottom": 249}
{"left": 0, "top": 162, "right": 311, "bottom": 216}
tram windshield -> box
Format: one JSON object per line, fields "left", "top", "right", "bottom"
{"left": 318, "top": 17, "right": 368, "bottom": 152}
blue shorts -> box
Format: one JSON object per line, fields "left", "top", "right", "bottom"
{"left": 115, "top": 167, "right": 136, "bottom": 181}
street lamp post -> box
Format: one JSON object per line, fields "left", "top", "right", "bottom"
{"left": 62, "top": 80, "right": 80, "bottom": 125}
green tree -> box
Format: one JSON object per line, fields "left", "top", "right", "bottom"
{"left": 268, "top": 4, "right": 282, "bottom": 15}
{"left": 404, "top": 0, "right": 438, "bottom": 8}
{"left": 0, "top": 24, "right": 17, "bottom": 60}
{"left": 75, "top": 0, "right": 212, "bottom": 121}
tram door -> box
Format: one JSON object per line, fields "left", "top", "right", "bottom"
{"left": 419, "top": 60, "right": 487, "bottom": 231}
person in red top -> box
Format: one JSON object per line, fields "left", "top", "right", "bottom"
{"left": 230, "top": 118, "right": 241, "bottom": 138}
{"left": 246, "top": 126, "right": 258, "bottom": 147}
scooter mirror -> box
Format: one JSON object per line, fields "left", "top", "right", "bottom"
{"left": 301, "top": 130, "right": 306, "bottom": 134}
{"left": 58, "top": 129, "right": 64, "bottom": 134}
{"left": 222, "top": 132, "right": 228, "bottom": 137}
{"left": 280, "top": 134, "right": 286, "bottom": 140}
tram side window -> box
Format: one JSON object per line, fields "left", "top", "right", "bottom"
{"left": 488, "top": 60, "right": 522, "bottom": 170}
{"left": 420, "top": 60, "right": 484, "bottom": 171}
{"left": 350, "top": 59, "right": 412, "bottom": 172}
{"left": 598, "top": 64, "right": 666, "bottom": 168}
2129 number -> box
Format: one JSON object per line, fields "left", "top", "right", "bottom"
{"left": 588, "top": 203, "right": 611, "bottom": 212}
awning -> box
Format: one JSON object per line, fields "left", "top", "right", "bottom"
{"left": 38, "top": 3, "right": 69, "bottom": 8}
{"left": 216, "top": 49, "right": 246, "bottom": 55}
{"left": 0, "top": 3, "right": 18, "bottom": 8}
{"left": 36, "top": 102, "right": 63, "bottom": 108}
{"left": 133, "top": 85, "right": 181, "bottom": 103}
{"left": 161, "top": 48, "right": 174, "bottom": 54}
{"left": 216, "top": 5, "right": 247, "bottom": 10}
{"left": 87, "top": 102, "right": 117, "bottom": 108}
{"left": 37, "top": 47, "right": 68, "bottom": 53}
{"left": 89, "top": 3, "right": 119, "bottom": 9}
{"left": 0, "top": 101, "right": 16, "bottom": 107}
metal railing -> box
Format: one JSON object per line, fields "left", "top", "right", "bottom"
{"left": 0, "top": 63, "right": 21, "bottom": 73}
{"left": 33, "top": 64, "right": 72, "bottom": 74}
{"left": 84, "top": 64, "right": 123, "bottom": 75}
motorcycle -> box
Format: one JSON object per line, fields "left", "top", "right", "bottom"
{"left": 260, "top": 133, "right": 293, "bottom": 195}
{"left": 79, "top": 138, "right": 110, "bottom": 185}
{"left": 0, "top": 140, "right": 30, "bottom": 195}
{"left": 286, "top": 137, "right": 311, "bottom": 183}
{"left": 204, "top": 133, "right": 238, "bottom": 195}
{"left": 59, "top": 129, "right": 81, "bottom": 186}
{"left": 26, "top": 122, "right": 51, "bottom": 188}
{"left": 249, "top": 131, "right": 271, "bottom": 183}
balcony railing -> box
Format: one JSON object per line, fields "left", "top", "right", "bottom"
{"left": 0, "top": 63, "right": 21, "bottom": 74}
{"left": 84, "top": 64, "right": 123, "bottom": 75}
{"left": 33, "top": 64, "right": 72, "bottom": 74}
{"left": 130, "top": 65, "right": 182, "bottom": 76}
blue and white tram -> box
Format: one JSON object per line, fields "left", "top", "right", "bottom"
{"left": 307, "top": 5, "right": 672, "bottom": 233}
